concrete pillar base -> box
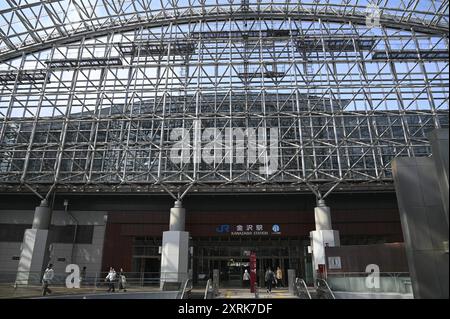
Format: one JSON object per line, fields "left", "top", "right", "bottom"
{"left": 310, "top": 230, "right": 340, "bottom": 281}
{"left": 16, "top": 200, "right": 52, "bottom": 286}
{"left": 16, "top": 229, "right": 49, "bottom": 285}
{"left": 288, "top": 269, "right": 296, "bottom": 294}
{"left": 160, "top": 231, "right": 189, "bottom": 289}
{"left": 213, "top": 269, "right": 220, "bottom": 291}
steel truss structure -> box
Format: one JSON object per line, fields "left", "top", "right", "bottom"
{"left": 0, "top": 0, "right": 449, "bottom": 197}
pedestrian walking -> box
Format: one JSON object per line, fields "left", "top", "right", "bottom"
{"left": 265, "top": 268, "right": 275, "bottom": 294}
{"left": 118, "top": 268, "right": 127, "bottom": 292}
{"left": 276, "top": 267, "right": 284, "bottom": 288}
{"left": 243, "top": 269, "right": 251, "bottom": 288}
{"left": 105, "top": 267, "right": 117, "bottom": 292}
{"left": 80, "top": 266, "right": 87, "bottom": 286}
{"left": 42, "top": 263, "right": 54, "bottom": 296}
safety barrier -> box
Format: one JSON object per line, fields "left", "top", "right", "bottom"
{"left": 326, "top": 272, "right": 412, "bottom": 294}
{"left": 180, "top": 279, "right": 193, "bottom": 299}
{"left": 316, "top": 279, "right": 336, "bottom": 299}
{"left": 294, "top": 278, "right": 311, "bottom": 299}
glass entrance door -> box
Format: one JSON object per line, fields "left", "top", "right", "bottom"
{"left": 226, "top": 259, "right": 250, "bottom": 287}
{"left": 193, "top": 237, "right": 305, "bottom": 287}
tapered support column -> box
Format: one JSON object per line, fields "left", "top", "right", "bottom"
{"left": 16, "top": 199, "right": 52, "bottom": 285}
{"left": 169, "top": 200, "right": 186, "bottom": 232}
{"left": 392, "top": 130, "right": 449, "bottom": 299}
{"left": 310, "top": 200, "right": 340, "bottom": 282}
{"left": 160, "top": 200, "right": 189, "bottom": 289}
{"left": 428, "top": 129, "right": 449, "bottom": 228}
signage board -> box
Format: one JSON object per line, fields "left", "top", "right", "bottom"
{"left": 328, "top": 256, "right": 342, "bottom": 270}
{"left": 215, "top": 224, "right": 282, "bottom": 236}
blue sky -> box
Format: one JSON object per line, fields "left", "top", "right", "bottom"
{"left": 0, "top": 0, "right": 446, "bottom": 48}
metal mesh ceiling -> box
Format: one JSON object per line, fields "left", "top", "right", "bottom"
{"left": 0, "top": 0, "right": 448, "bottom": 61}
{"left": 0, "top": 1, "right": 448, "bottom": 197}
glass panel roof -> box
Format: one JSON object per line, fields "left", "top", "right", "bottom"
{"left": 0, "top": 0, "right": 448, "bottom": 59}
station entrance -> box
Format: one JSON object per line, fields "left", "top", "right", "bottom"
{"left": 102, "top": 193, "right": 404, "bottom": 286}
{"left": 129, "top": 236, "right": 313, "bottom": 287}
{"left": 193, "top": 237, "right": 313, "bottom": 287}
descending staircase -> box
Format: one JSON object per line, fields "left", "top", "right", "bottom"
{"left": 183, "top": 278, "right": 336, "bottom": 299}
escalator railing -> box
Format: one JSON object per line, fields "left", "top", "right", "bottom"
{"left": 179, "top": 279, "right": 193, "bottom": 299}
{"left": 294, "top": 278, "right": 311, "bottom": 299}
{"left": 316, "top": 278, "right": 335, "bottom": 299}
{"left": 204, "top": 279, "right": 215, "bottom": 299}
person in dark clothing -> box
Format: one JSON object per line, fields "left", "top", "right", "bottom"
{"left": 118, "top": 268, "right": 127, "bottom": 292}
{"left": 80, "top": 266, "right": 87, "bottom": 287}
{"left": 265, "top": 268, "right": 275, "bottom": 294}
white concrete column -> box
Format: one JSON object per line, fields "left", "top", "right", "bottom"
{"left": 32, "top": 200, "right": 52, "bottom": 230}
{"left": 16, "top": 199, "right": 52, "bottom": 285}
{"left": 169, "top": 200, "right": 186, "bottom": 232}
{"left": 288, "top": 269, "right": 296, "bottom": 294}
{"left": 160, "top": 200, "right": 189, "bottom": 289}
{"left": 310, "top": 199, "right": 340, "bottom": 283}
{"left": 314, "top": 199, "right": 332, "bottom": 230}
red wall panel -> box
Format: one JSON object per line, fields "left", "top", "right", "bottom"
{"left": 101, "top": 208, "right": 403, "bottom": 271}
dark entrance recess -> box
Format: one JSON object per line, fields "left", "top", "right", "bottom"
{"left": 129, "top": 236, "right": 310, "bottom": 287}
{"left": 131, "top": 237, "right": 162, "bottom": 285}
{"left": 193, "top": 237, "right": 308, "bottom": 287}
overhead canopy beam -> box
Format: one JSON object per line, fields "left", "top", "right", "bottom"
{"left": 0, "top": 0, "right": 64, "bottom": 15}
{"left": 0, "top": 10, "right": 448, "bottom": 63}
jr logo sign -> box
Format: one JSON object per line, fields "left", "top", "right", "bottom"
{"left": 216, "top": 224, "right": 231, "bottom": 233}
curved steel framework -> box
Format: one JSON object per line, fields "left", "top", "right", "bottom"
{"left": 0, "top": 0, "right": 449, "bottom": 197}
{"left": 0, "top": 1, "right": 449, "bottom": 63}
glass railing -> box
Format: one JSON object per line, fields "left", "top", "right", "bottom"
{"left": 326, "top": 272, "right": 412, "bottom": 294}
{"left": 0, "top": 271, "right": 189, "bottom": 299}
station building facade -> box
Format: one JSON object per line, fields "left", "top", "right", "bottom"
{"left": 1, "top": 191, "right": 403, "bottom": 286}
{"left": 0, "top": 1, "right": 448, "bottom": 289}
